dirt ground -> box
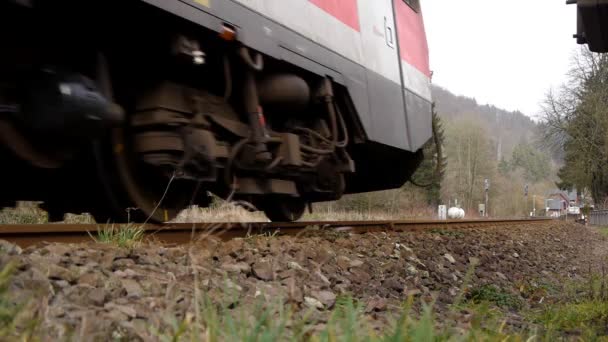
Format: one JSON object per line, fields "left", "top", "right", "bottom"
{"left": 0, "top": 221, "right": 605, "bottom": 340}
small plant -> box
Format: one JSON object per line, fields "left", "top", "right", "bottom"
{"left": 467, "top": 284, "right": 524, "bottom": 310}
{"left": 90, "top": 223, "right": 145, "bottom": 249}
{"left": 0, "top": 262, "right": 40, "bottom": 339}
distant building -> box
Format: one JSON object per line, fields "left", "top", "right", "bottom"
{"left": 545, "top": 190, "right": 572, "bottom": 217}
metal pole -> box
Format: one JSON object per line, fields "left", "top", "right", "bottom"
{"left": 484, "top": 179, "right": 489, "bottom": 218}
{"left": 485, "top": 190, "right": 488, "bottom": 217}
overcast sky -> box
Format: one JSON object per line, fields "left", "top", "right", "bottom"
{"left": 422, "top": 0, "right": 578, "bottom": 118}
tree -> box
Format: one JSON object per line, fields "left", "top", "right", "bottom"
{"left": 442, "top": 119, "right": 495, "bottom": 210}
{"left": 498, "top": 157, "right": 510, "bottom": 175}
{"left": 540, "top": 48, "right": 608, "bottom": 205}
{"left": 410, "top": 104, "right": 448, "bottom": 205}
{"left": 510, "top": 142, "right": 551, "bottom": 183}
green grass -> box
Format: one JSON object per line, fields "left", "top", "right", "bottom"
{"left": 146, "top": 294, "right": 540, "bottom": 342}
{"left": 532, "top": 301, "right": 608, "bottom": 340}
{"left": 596, "top": 226, "right": 608, "bottom": 237}
{"left": 524, "top": 271, "right": 608, "bottom": 341}
{"left": 90, "top": 223, "right": 145, "bottom": 249}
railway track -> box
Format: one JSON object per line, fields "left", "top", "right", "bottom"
{"left": 0, "top": 218, "right": 552, "bottom": 248}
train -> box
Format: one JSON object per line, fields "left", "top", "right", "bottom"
{"left": 0, "top": 0, "right": 433, "bottom": 223}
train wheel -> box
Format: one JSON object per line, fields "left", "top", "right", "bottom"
{"left": 262, "top": 197, "right": 306, "bottom": 222}
{"left": 92, "top": 128, "right": 195, "bottom": 223}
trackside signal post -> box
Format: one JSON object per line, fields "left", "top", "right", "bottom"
{"left": 524, "top": 184, "right": 530, "bottom": 216}
{"left": 484, "top": 179, "right": 490, "bottom": 217}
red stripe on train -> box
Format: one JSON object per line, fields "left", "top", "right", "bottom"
{"left": 394, "top": 0, "right": 431, "bottom": 77}
{"left": 309, "top": 0, "right": 360, "bottom": 31}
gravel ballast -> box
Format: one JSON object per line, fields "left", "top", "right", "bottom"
{"left": 0, "top": 221, "right": 605, "bottom": 340}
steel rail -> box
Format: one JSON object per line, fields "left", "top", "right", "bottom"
{"left": 0, "top": 218, "right": 552, "bottom": 247}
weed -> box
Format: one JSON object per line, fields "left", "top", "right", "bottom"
{"left": 90, "top": 223, "right": 145, "bottom": 249}
{"left": 467, "top": 284, "right": 524, "bottom": 310}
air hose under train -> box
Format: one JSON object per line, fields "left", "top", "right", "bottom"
{"left": 409, "top": 108, "right": 446, "bottom": 189}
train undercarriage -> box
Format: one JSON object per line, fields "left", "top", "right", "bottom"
{"left": 0, "top": 1, "right": 423, "bottom": 223}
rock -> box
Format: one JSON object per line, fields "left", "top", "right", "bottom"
{"left": 285, "top": 277, "right": 303, "bottom": 303}
{"left": 406, "top": 264, "right": 418, "bottom": 276}
{"left": 396, "top": 243, "right": 414, "bottom": 254}
{"left": 121, "top": 279, "right": 143, "bottom": 299}
{"left": 496, "top": 272, "right": 508, "bottom": 280}
{"left": 336, "top": 256, "right": 351, "bottom": 269}
{"left": 420, "top": 271, "right": 430, "bottom": 278}
{"left": 54, "top": 280, "right": 70, "bottom": 288}
{"left": 224, "top": 279, "right": 243, "bottom": 292}
{"left": 48, "top": 264, "right": 77, "bottom": 282}
{"left": 0, "top": 240, "right": 22, "bottom": 255}
{"left": 468, "top": 257, "right": 480, "bottom": 265}
{"left": 138, "top": 252, "right": 162, "bottom": 266}
{"left": 304, "top": 296, "right": 324, "bottom": 310}
{"left": 22, "top": 267, "right": 53, "bottom": 295}
{"left": 278, "top": 269, "right": 296, "bottom": 280}
{"left": 314, "top": 271, "right": 331, "bottom": 285}
{"left": 43, "top": 244, "right": 72, "bottom": 257}
{"left": 365, "top": 296, "right": 388, "bottom": 313}
{"left": 408, "top": 256, "right": 427, "bottom": 269}
{"left": 312, "top": 290, "right": 336, "bottom": 309}
{"left": 221, "top": 262, "right": 251, "bottom": 274}
{"left": 287, "top": 261, "right": 304, "bottom": 271}
{"left": 449, "top": 287, "right": 459, "bottom": 296}
{"left": 444, "top": 254, "right": 456, "bottom": 264}
{"left": 221, "top": 239, "right": 245, "bottom": 258}
{"left": 113, "top": 270, "right": 127, "bottom": 278}
{"left": 513, "top": 252, "right": 520, "bottom": 258}
{"left": 253, "top": 260, "right": 274, "bottom": 281}
{"left": 78, "top": 273, "right": 105, "bottom": 288}
{"left": 104, "top": 303, "right": 137, "bottom": 318}
{"left": 349, "top": 260, "right": 364, "bottom": 268}
{"left": 383, "top": 277, "right": 404, "bottom": 292}
{"left": 88, "top": 289, "right": 106, "bottom": 306}
{"left": 348, "top": 269, "right": 371, "bottom": 284}
{"left": 113, "top": 258, "right": 136, "bottom": 268}
{"left": 315, "top": 248, "right": 335, "bottom": 264}
{"left": 406, "top": 289, "right": 422, "bottom": 297}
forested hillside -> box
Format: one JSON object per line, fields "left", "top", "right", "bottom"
{"left": 432, "top": 85, "right": 538, "bottom": 161}
{"left": 432, "top": 85, "right": 557, "bottom": 216}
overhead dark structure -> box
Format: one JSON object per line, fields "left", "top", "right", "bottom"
{"left": 568, "top": 0, "right": 608, "bottom": 53}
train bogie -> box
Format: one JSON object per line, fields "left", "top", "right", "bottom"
{"left": 0, "top": 0, "right": 432, "bottom": 222}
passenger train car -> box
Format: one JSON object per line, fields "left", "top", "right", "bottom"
{"left": 0, "top": 0, "right": 433, "bottom": 222}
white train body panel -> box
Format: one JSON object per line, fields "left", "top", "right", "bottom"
{"left": 233, "top": 0, "right": 364, "bottom": 67}
{"left": 233, "top": 0, "right": 432, "bottom": 150}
